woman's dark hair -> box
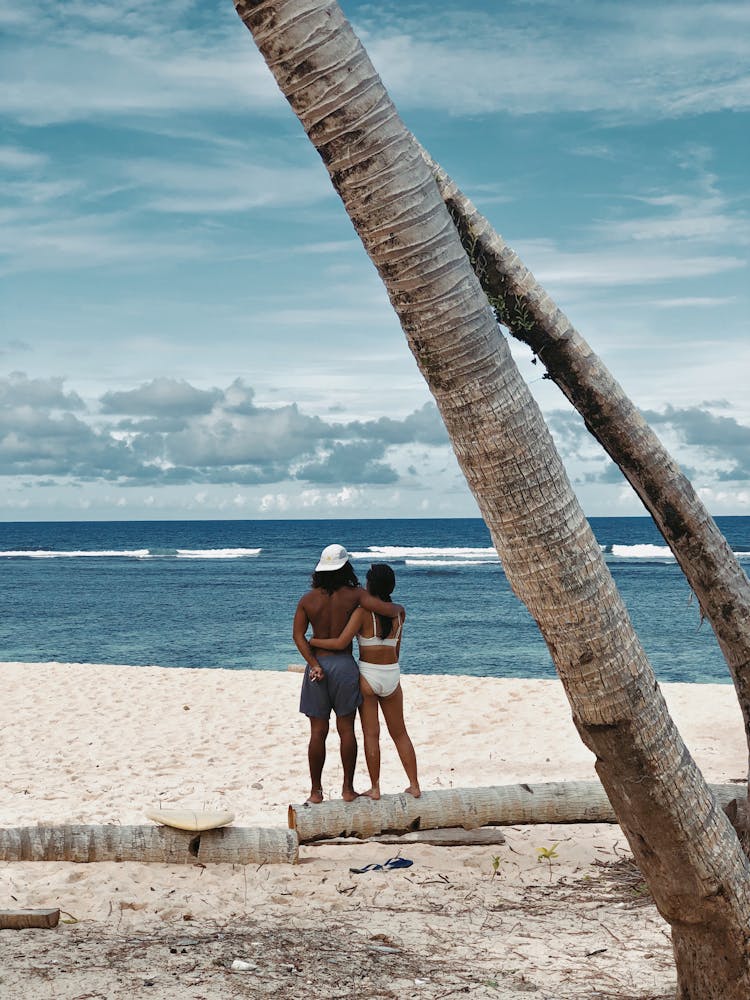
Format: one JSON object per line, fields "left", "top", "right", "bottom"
{"left": 366, "top": 563, "right": 396, "bottom": 639}
{"left": 312, "top": 561, "right": 359, "bottom": 594}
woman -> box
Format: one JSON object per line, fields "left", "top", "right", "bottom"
{"left": 310, "top": 563, "right": 420, "bottom": 799}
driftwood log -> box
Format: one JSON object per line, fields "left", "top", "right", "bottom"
{"left": 0, "top": 909, "right": 60, "bottom": 930}
{"left": 289, "top": 781, "right": 746, "bottom": 843}
{"left": 0, "top": 825, "right": 298, "bottom": 865}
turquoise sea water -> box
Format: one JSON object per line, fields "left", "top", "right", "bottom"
{"left": 1, "top": 517, "right": 749, "bottom": 682}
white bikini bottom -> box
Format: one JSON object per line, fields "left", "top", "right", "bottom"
{"left": 358, "top": 660, "right": 401, "bottom": 698}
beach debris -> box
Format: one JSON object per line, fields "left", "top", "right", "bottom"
{"left": 0, "top": 908, "right": 60, "bottom": 930}
{"left": 143, "top": 807, "right": 235, "bottom": 832}
{"left": 231, "top": 959, "right": 259, "bottom": 971}
{"left": 349, "top": 856, "right": 413, "bottom": 874}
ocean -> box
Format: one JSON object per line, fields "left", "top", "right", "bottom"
{"left": 1, "top": 517, "right": 749, "bottom": 684}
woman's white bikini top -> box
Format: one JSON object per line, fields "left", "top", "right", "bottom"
{"left": 358, "top": 612, "right": 403, "bottom": 648}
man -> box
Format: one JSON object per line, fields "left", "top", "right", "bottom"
{"left": 293, "top": 543, "right": 403, "bottom": 804}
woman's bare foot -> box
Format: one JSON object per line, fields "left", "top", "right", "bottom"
{"left": 306, "top": 788, "right": 324, "bottom": 804}
{"left": 362, "top": 785, "right": 381, "bottom": 800}
{"left": 341, "top": 786, "right": 360, "bottom": 802}
{"left": 404, "top": 784, "right": 421, "bottom": 798}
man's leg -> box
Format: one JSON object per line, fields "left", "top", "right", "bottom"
{"left": 335, "top": 711, "right": 359, "bottom": 801}
{"left": 307, "top": 716, "right": 329, "bottom": 804}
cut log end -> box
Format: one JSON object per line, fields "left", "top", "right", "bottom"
{"left": 0, "top": 908, "right": 60, "bottom": 930}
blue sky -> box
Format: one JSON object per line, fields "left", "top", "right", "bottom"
{"left": 1, "top": 0, "right": 748, "bottom": 520}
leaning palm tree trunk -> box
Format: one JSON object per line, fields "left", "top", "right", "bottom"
{"left": 289, "top": 782, "right": 746, "bottom": 843}
{"left": 235, "top": 3, "right": 750, "bottom": 994}
{"left": 425, "top": 151, "right": 750, "bottom": 787}
{"left": 0, "top": 825, "right": 299, "bottom": 864}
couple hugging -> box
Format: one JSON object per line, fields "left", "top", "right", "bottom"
{"left": 293, "top": 543, "right": 421, "bottom": 805}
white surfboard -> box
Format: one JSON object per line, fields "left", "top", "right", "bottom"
{"left": 144, "top": 807, "right": 235, "bottom": 832}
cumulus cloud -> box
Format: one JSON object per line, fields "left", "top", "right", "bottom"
{"left": 0, "top": 372, "right": 85, "bottom": 410}
{"left": 546, "top": 401, "right": 750, "bottom": 487}
{"left": 643, "top": 404, "right": 750, "bottom": 480}
{"left": 100, "top": 377, "right": 222, "bottom": 416}
{"left": 8, "top": 369, "right": 747, "bottom": 499}
{"left": 0, "top": 374, "right": 448, "bottom": 488}
{"left": 0, "top": 405, "right": 135, "bottom": 478}
{"left": 296, "top": 442, "right": 398, "bottom": 484}
{"left": 343, "top": 403, "right": 449, "bottom": 446}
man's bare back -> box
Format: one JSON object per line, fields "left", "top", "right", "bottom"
{"left": 299, "top": 586, "right": 362, "bottom": 650}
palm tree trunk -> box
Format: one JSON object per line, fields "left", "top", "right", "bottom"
{"left": 425, "top": 150, "right": 750, "bottom": 787}
{"left": 234, "top": 3, "right": 750, "bottom": 994}
{"left": 289, "top": 781, "right": 745, "bottom": 843}
{"left": 0, "top": 825, "right": 298, "bottom": 864}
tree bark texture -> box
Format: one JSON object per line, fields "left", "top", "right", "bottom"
{"left": 290, "top": 782, "right": 746, "bottom": 843}
{"left": 0, "top": 909, "right": 60, "bottom": 930}
{"left": 234, "top": 4, "right": 750, "bottom": 994}
{"left": 426, "top": 151, "right": 750, "bottom": 780}
{"left": 0, "top": 825, "right": 298, "bottom": 865}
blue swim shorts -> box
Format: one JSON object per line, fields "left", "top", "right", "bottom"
{"left": 299, "top": 652, "right": 363, "bottom": 719}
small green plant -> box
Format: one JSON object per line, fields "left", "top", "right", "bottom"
{"left": 536, "top": 843, "right": 560, "bottom": 881}
{"left": 490, "top": 854, "right": 501, "bottom": 879}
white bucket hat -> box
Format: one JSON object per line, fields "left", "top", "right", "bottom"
{"left": 315, "top": 543, "right": 350, "bottom": 572}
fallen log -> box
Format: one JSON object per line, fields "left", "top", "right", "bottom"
{"left": 0, "top": 908, "right": 60, "bottom": 930}
{"left": 289, "top": 781, "right": 745, "bottom": 843}
{"left": 321, "top": 827, "right": 506, "bottom": 847}
{"left": 0, "top": 825, "right": 298, "bottom": 865}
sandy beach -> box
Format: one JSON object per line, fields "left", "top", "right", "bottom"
{"left": 0, "top": 662, "right": 744, "bottom": 999}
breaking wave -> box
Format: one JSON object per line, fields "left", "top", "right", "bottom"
{"left": 0, "top": 547, "right": 261, "bottom": 560}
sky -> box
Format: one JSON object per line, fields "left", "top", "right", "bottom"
{"left": 1, "top": 0, "right": 748, "bottom": 521}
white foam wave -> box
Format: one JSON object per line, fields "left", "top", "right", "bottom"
{"left": 0, "top": 547, "right": 261, "bottom": 560}
{"left": 0, "top": 549, "right": 152, "bottom": 559}
{"left": 609, "top": 544, "right": 674, "bottom": 559}
{"left": 351, "top": 546, "right": 498, "bottom": 562}
{"left": 176, "top": 548, "right": 261, "bottom": 559}
{"left": 405, "top": 558, "right": 496, "bottom": 567}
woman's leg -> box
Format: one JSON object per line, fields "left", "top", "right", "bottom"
{"left": 380, "top": 684, "right": 421, "bottom": 797}
{"left": 358, "top": 676, "right": 381, "bottom": 799}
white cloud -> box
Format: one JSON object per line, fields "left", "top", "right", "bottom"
{"left": 359, "top": 2, "right": 750, "bottom": 119}
{"left": 122, "top": 157, "right": 332, "bottom": 214}
{"left": 651, "top": 297, "right": 737, "bottom": 309}
{"left": 3, "top": 1, "right": 747, "bottom": 131}
{"left": 0, "top": 373, "right": 448, "bottom": 487}
{"left": 0, "top": 144, "right": 47, "bottom": 169}
{"left": 0, "top": 2, "right": 283, "bottom": 126}
{"left": 516, "top": 239, "right": 744, "bottom": 289}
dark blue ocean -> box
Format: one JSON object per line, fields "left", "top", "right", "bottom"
{"left": 1, "top": 517, "right": 749, "bottom": 683}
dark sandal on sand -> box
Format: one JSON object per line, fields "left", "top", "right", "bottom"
{"left": 349, "top": 856, "right": 413, "bottom": 874}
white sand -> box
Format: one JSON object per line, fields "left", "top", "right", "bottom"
{"left": 0, "top": 662, "right": 744, "bottom": 999}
